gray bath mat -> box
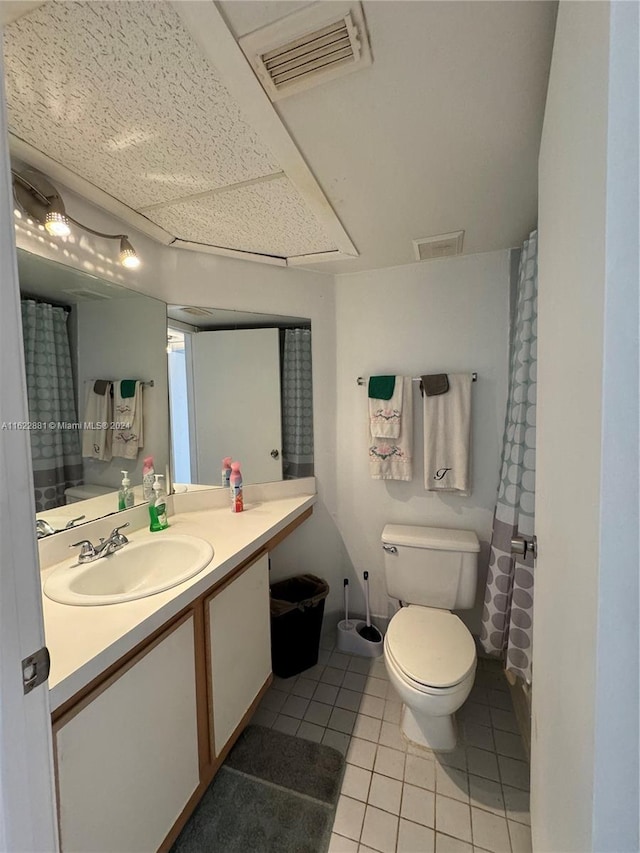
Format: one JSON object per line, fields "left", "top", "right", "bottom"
{"left": 171, "top": 725, "right": 344, "bottom": 853}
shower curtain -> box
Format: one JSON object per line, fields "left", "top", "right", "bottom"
{"left": 21, "top": 299, "right": 83, "bottom": 511}
{"left": 281, "top": 328, "right": 314, "bottom": 479}
{"left": 480, "top": 231, "right": 538, "bottom": 682}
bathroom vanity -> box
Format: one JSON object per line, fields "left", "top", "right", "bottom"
{"left": 41, "top": 488, "right": 315, "bottom": 852}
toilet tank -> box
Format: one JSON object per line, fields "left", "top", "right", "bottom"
{"left": 382, "top": 524, "right": 480, "bottom": 610}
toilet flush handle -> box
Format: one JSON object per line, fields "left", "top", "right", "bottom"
{"left": 382, "top": 544, "right": 398, "bottom": 554}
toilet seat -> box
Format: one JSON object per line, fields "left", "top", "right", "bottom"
{"left": 386, "top": 606, "right": 476, "bottom": 690}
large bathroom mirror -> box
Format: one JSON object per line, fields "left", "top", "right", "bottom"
{"left": 17, "top": 249, "right": 170, "bottom": 536}
{"left": 167, "top": 305, "right": 313, "bottom": 489}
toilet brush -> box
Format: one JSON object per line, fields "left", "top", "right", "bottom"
{"left": 343, "top": 578, "right": 352, "bottom": 629}
{"left": 358, "top": 571, "right": 383, "bottom": 643}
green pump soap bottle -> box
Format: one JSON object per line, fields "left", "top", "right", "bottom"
{"left": 149, "top": 474, "right": 169, "bottom": 531}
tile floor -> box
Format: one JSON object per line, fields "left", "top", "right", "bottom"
{"left": 252, "top": 634, "right": 531, "bottom": 853}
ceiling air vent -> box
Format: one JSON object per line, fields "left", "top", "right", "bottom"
{"left": 239, "top": 2, "right": 372, "bottom": 102}
{"left": 61, "top": 288, "right": 111, "bottom": 301}
{"left": 413, "top": 231, "right": 465, "bottom": 262}
{"left": 178, "top": 306, "right": 216, "bottom": 318}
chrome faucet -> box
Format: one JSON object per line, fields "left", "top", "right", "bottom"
{"left": 70, "top": 523, "right": 130, "bottom": 563}
{"left": 36, "top": 515, "right": 86, "bottom": 539}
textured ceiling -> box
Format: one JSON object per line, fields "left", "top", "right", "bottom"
{"left": 3, "top": 1, "right": 340, "bottom": 259}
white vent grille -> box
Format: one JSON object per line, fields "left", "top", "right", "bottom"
{"left": 239, "top": 3, "right": 372, "bottom": 102}
{"left": 61, "top": 288, "right": 111, "bottom": 301}
{"left": 179, "top": 306, "right": 216, "bottom": 317}
{"left": 413, "top": 231, "right": 465, "bottom": 262}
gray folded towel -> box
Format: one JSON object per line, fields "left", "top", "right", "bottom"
{"left": 420, "top": 374, "right": 449, "bottom": 396}
{"left": 93, "top": 379, "right": 110, "bottom": 396}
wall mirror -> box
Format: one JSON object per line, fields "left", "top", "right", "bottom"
{"left": 17, "top": 249, "right": 170, "bottom": 536}
{"left": 167, "top": 305, "right": 313, "bottom": 489}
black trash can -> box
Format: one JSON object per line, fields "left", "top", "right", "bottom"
{"left": 270, "top": 574, "right": 330, "bottom": 678}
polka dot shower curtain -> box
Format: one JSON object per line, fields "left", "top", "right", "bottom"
{"left": 21, "top": 299, "right": 83, "bottom": 511}
{"left": 480, "top": 231, "right": 537, "bottom": 683}
{"left": 281, "top": 327, "right": 314, "bottom": 479}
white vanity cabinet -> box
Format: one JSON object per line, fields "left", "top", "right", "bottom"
{"left": 206, "top": 551, "right": 271, "bottom": 755}
{"left": 54, "top": 613, "right": 200, "bottom": 853}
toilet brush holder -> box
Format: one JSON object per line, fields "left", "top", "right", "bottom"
{"left": 336, "top": 619, "right": 384, "bottom": 657}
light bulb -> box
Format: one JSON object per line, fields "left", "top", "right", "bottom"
{"left": 44, "top": 210, "right": 71, "bottom": 237}
{"left": 119, "top": 236, "right": 140, "bottom": 269}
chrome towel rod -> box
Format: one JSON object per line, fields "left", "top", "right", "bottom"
{"left": 357, "top": 373, "right": 477, "bottom": 386}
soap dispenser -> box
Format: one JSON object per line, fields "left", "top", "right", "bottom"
{"left": 118, "top": 470, "right": 134, "bottom": 511}
{"left": 149, "top": 474, "right": 169, "bottom": 532}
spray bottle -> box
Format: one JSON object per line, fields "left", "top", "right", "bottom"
{"left": 230, "top": 462, "right": 243, "bottom": 513}
{"left": 221, "top": 456, "right": 233, "bottom": 488}
{"left": 142, "top": 455, "right": 155, "bottom": 501}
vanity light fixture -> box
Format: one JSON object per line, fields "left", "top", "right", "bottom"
{"left": 12, "top": 168, "right": 141, "bottom": 269}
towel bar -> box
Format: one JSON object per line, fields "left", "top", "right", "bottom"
{"left": 357, "top": 373, "right": 477, "bottom": 386}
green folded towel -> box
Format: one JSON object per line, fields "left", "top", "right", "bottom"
{"left": 368, "top": 375, "right": 396, "bottom": 400}
{"left": 120, "top": 380, "right": 138, "bottom": 399}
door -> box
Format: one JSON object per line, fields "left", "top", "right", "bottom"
{"left": 189, "top": 328, "right": 282, "bottom": 485}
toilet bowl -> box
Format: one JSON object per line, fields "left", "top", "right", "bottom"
{"left": 383, "top": 604, "right": 476, "bottom": 751}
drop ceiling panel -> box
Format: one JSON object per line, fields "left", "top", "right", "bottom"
{"left": 151, "top": 176, "right": 336, "bottom": 257}
{"left": 3, "top": 1, "right": 280, "bottom": 208}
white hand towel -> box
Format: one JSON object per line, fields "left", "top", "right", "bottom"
{"left": 423, "top": 373, "right": 472, "bottom": 494}
{"left": 369, "top": 376, "right": 403, "bottom": 438}
{"left": 81, "top": 381, "right": 112, "bottom": 461}
{"left": 369, "top": 377, "right": 413, "bottom": 480}
{"left": 112, "top": 381, "right": 144, "bottom": 460}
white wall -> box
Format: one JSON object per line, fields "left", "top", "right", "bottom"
{"left": 76, "top": 294, "right": 169, "bottom": 492}
{"left": 333, "top": 252, "right": 510, "bottom": 632}
{"left": 534, "top": 2, "right": 639, "bottom": 850}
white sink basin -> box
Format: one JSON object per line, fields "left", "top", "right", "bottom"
{"left": 44, "top": 534, "right": 214, "bottom": 606}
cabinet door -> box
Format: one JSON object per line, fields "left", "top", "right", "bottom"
{"left": 55, "top": 615, "right": 199, "bottom": 853}
{"left": 207, "top": 552, "right": 271, "bottom": 755}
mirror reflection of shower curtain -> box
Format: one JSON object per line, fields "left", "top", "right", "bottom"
{"left": 21, "top": 300, "right": 83, "bottom": 511}
{"left": 480, "top": 231, "right": 537, "bottom": 683}
{"left": 281, "top": 328, "right": 314, "bottom": 479}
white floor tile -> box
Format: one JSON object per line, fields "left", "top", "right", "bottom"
{"left": 329, "top": 652, "right": 352, "bottom": 670}
{"left": 322, "top": 666, "right": 347, "bottom": 687}
{"left": 466, "top": 747, "right": 500, "bottom": 782}
{"left": 487, "top": 689, "right": 513, "bottom": 711}
{"left": 493, "top": 730, "right": 526, "bottom": 761}
{"left": 435, "top": 796, "right": 471, "bottom": 843}
{"left": 470, "top": 807, "right": 511, "bottom": 852}
{"left": 347, "top": 737, "right": 378, "bottom": 771}
{"left": 343, "top": 671, "right": 368, "bottom": 692}
{"left": 385, "top": 682, "right": 401, "bottom": 702}
{"left": 297, "top": 721, "right": 325, "bottom": 743}
{"left": 435, "top": 765, "right": 469, "bottom": 803}
{"left": 397, "top": 819, "right": 435, "bottom": 853}
{"left": 369, "top": 659, "right": 389, "bottom": 680}
{"left": 468, "top": 774, "right": 505, "bottom": 816}
{"left": 358, "top": 846, "right": 379, "bottom": 853}
{"left": 261, "top": 688, "right": 288, "bottom": 712}
{"left": 435, "top": 831, "right": 473, "bottom": 853}
{"left": 314, "top": 682, "right": 340, "bottom": 705}
{"left": 490, "top": 708, "right": 519, "bottom": 734}
{"left": 364, "top": 677, "right": 388, "bottom": 698}
{"left": 459, "top": 702, "right": 492, "bottom": 727}
{"left": 434, "top": 744, "right": 467, "bottom": 771}
{"left": 318, "top": 648, "right": 331, "bottom": 666}
{"left": 497, "top": 756, "right": 530, "bottom": 791}
{"left": 360, "top": 694, "right": 386, "bottom": 719}
{"left": 337, "top": 687, "right": 363, "bottom": 712}
{"left": 280, "top": 694, "right": 309, "bottom": 719}
{"left": 378, "top": 721, "right": 406, "bottom": 751}
{"left": 374, "top": 745, "right": 406, "bottom": 780}
{"left": 348, "top": 657, "right": 373, "bottom": 675}
{"left": 404, "top": 753, "right": 436, "bottom": 791}
{"left": 353, "top": 713, "right": 383, "bottom": 743}
{"left": 368, "top": 773, "right": 402, "bottom": 814}
{"left": 304, "top": 700, "right": 332, "bottom": 727}
{"left": 272, "top": 675, "right": 296, "bottom": 692}
{"left": 251, "top": 707, "right": 276, "bottom": 728}
{"left": 463, "top": 722, "right": 495, "bottom": 752}
{"left": 272, "top": 714, "right": 300, "bottom": 735}
{"left": 329, "top": 833, "right": 359, "bottom": 853}
{"left": 508, "top": 819, "right": 533, "bottom": 853}
{"left": 400, "top": 783, "right": 435, "bottom": 828}
{"left": 324, "top": 729, "right": 352, "bottom": 755}
{"left": 304, "top": 663, "right": 326, "bottom": 680}
{"left": 333, "top": 796, "right": 366, "bottom": 841}
{"left": 291, "top": 677, "right": 317, "bottom": 699}
{"left": 360, "top": 805, "right": 399, "bottom": 853}
{"left": 383, "top": 700, "right": 402, "bottom": 724}
{"left": 341, "top": 764, "right": 372, "bottom": 802}
{"left": 329, "top": 707, "right": 357, "bottom": 734}
{"left": 502, "top": 785, "right": 530, "bottom": 825}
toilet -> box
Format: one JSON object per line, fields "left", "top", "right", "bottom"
{"left": 382, "top": 523, "right": 480, "bottom": 751}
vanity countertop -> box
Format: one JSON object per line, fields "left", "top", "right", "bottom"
{"left": 42, "top": 493, "right": 316, "bottom": 712}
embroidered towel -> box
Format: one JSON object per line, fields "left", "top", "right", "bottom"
{"left": 423, "top": 373, "right": 472, "bottom": 494}
{"left": 369, "top": 377, "right": 413, "bottom": 480}
{"left": 112, "top": 380, "right": 144, "bottom": 459}
{"left": 369, "top": 375, "right": 404, "bottom": 439}
{"left": 81, "top": 380, "right": 113, "bottom": 461}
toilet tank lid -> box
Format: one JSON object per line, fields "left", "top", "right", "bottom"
{"left": 382, "top": 524, "right": 480, "bottom": 553}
